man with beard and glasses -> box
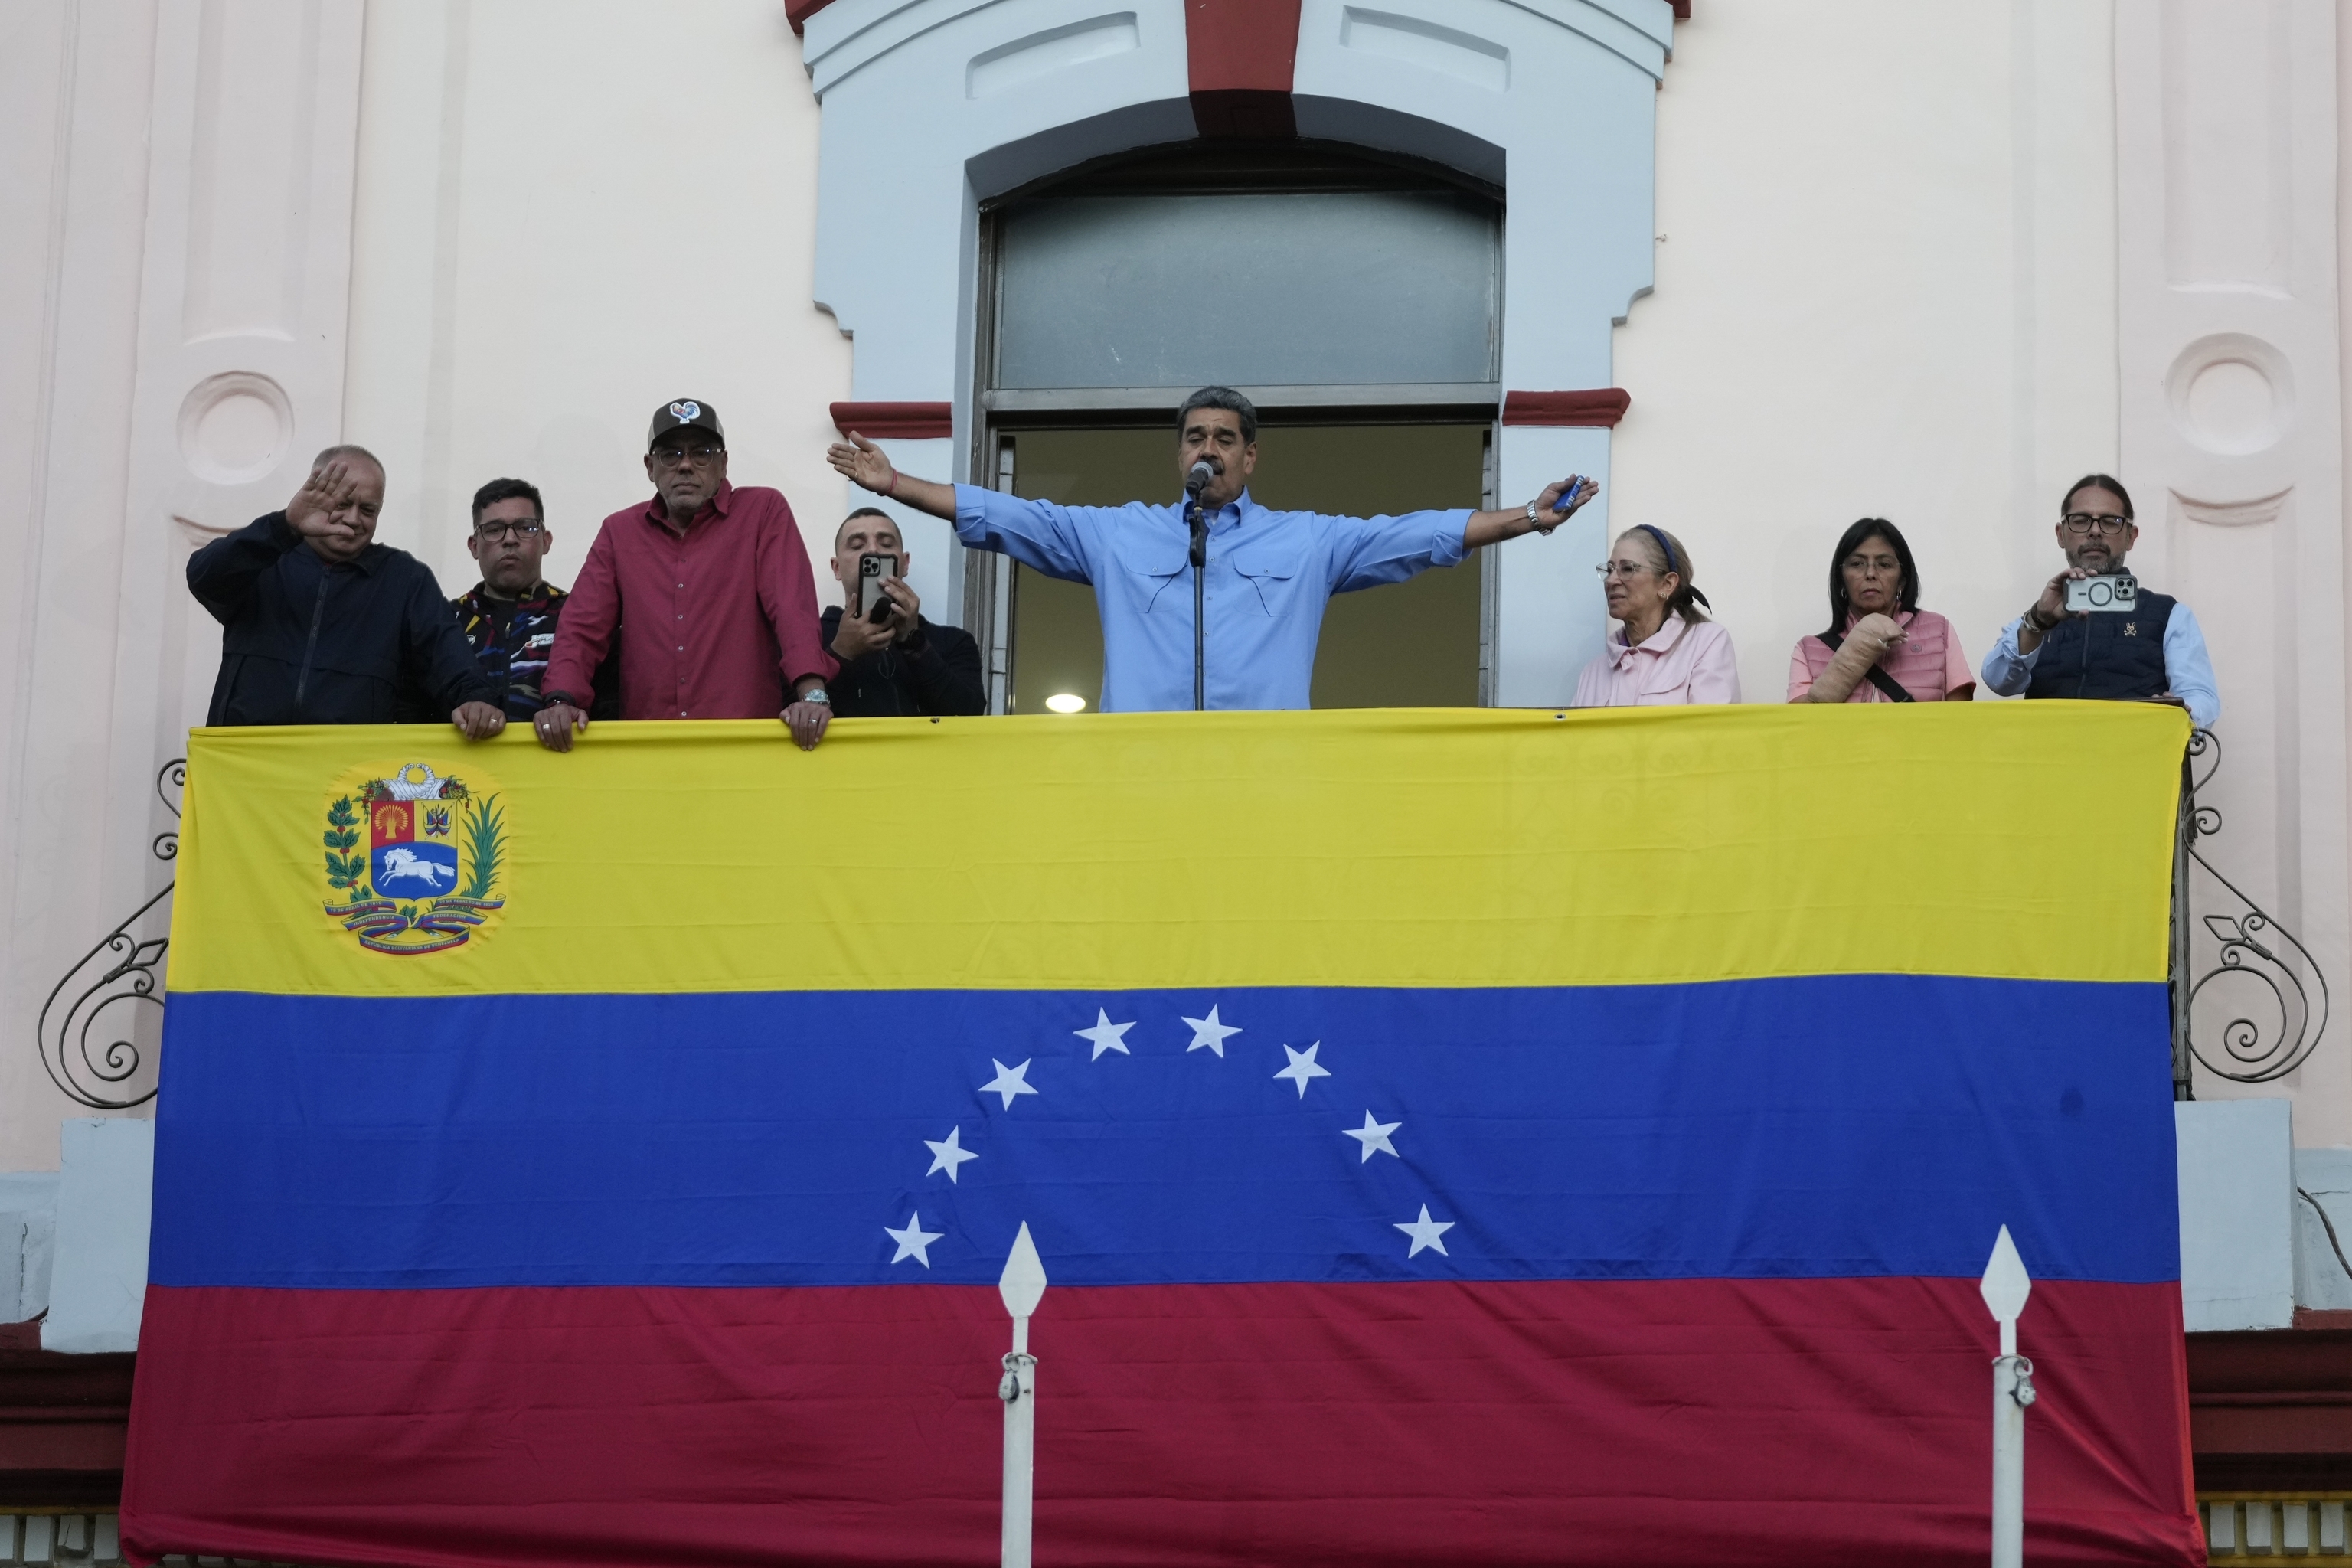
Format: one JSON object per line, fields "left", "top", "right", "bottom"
{"left": 1979, "top": 474, "right": 2219, "bottom": 729}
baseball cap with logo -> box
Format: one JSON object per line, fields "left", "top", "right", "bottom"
{"left": 647, "top": 399, "right": 726, "bottom": 451}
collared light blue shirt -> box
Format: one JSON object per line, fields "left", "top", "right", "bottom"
{"left": 1978, "top": 600, "right": 2220, "bottom": 730}
{"left": 952, "top": 485, "right": 1472, "bottom": 712}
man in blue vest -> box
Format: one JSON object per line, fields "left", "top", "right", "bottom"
{"left": 1979, "top": 474, "right": 2220, "bottom": 729}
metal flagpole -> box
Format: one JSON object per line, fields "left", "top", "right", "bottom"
{"left": 998, "top": 1222, "right": 1047, "bottom": 1568}
{"left": 1979, "top": 1225, "right": 2036, "bottom": 1568}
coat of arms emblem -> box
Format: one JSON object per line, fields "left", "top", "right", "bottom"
{"left": 321, "top": 762, "right": 508, "bottom": 954}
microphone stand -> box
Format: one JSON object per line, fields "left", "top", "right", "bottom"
{"left": 1187, "top": 488, "right": 1209, "bottom": 712}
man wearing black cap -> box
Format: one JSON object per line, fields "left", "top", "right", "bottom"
{"left": 537, "top": 400, "right": 837, "bottom": 750}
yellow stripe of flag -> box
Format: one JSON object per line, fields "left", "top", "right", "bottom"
{"left": 166, "top": 703, "right": 2186, "bottom": 998}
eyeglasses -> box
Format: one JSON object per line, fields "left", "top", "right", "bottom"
{"left": 2061, "top": 512, "right": 2132, "bottom": 536}
{"left": 1595, "top": 560, "right": 1654, "bottom": 580}
{"left": 652, "top": 444, "right": 724, "bottom": 469}
{"left": 473, "top": 520, "right": 545, "bottom": 543}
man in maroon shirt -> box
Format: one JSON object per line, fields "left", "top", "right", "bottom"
{"left": 535, "top": 400, "right": 838, "bottom": 751}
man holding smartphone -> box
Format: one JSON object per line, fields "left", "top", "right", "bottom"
{"left": 818, "top": 508, "right": 985, "bottom": 717}
{"left": 1978, "top": 473, "right": 2220, "bottom": 728}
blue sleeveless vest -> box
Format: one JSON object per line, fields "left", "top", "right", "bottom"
{"left": 2024, "top": 590, "right": 2176, "bottom": 704}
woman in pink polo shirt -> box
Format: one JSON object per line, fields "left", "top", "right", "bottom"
{"left": 1571, "top": 524, "right": 1741, "bottom": 706}
{"left": 1787, "top": 518, "right": 1975, "bottom": 704}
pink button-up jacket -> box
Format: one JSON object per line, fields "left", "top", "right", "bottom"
{"left": 1572, "top": 617, "right": 1742, "bottom": 707}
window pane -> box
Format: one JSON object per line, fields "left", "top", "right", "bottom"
{"left": 996, "top": 191, "right": 1498, "bottom": 390}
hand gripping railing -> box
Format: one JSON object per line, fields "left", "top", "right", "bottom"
{"left": 2171, "top": 730, "right": 2330, "bottom": 1097}
{"left": 35, "top": 759, "right": 182, "bottom": 1109}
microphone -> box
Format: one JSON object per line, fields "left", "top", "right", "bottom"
{"left": 1185, "top": 460, "right": 1215, "bottom": 498}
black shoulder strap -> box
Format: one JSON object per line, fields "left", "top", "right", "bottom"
{"left": 1815, "top": 630, "right": 1915, "bottom": 703}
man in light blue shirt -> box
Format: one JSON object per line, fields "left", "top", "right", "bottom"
{"left": 825, "top": 387, "right": 1593, "bottom": 711}
{"left": 1978, "top": 473, "right": 2220, "bottom": 729}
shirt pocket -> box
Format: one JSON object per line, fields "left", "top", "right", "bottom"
{"left": 1229, "top": 537, "right": 1308, "bottom": 619}
{"left": 1114, "top": 531, "right": 1190, "bottom": 614}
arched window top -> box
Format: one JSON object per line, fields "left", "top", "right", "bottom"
{"left": 989, "top": 143, "right": 1499, "bottom": 394}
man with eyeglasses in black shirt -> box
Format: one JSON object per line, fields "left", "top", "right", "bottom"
{"left": 450, "top": 478, "right": 605, "bottom": 723}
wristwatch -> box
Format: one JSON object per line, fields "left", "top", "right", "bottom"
{"left": 1525, "top": 499, "right": 1544, "bottom": 527}
{"left": 800, "top": 687, "right": 831, "bottom": 706}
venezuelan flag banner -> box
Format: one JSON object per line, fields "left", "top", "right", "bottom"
{"left": 124, "top": 706, "right": 2200, "bottom": 1568}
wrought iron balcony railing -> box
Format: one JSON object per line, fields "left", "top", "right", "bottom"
{"left": 2171, "top": 729, "right": 2330, "bottom": 1099}
{"left": 35, "top": 760, "right": 181, "bottom": 1110}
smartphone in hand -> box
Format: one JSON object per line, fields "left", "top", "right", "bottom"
{"left": 858, "top": 553, "right": 900, "bottom": 622}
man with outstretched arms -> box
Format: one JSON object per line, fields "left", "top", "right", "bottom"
{"left": 826, "top": 386, "right": 1595, "bottom": 712}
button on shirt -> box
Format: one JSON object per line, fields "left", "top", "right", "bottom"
{"left": 952, "top": 484, "right": 1472, "bottom": 711}
{"left": 543, "top": 482, "right": 835, "bottom": 720}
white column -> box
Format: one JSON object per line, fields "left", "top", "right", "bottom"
{"left": 2116, "top": 0, "right": 2349, "bottom": 1131}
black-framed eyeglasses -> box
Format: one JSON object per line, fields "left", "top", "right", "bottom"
{"left": 474, "top": 520, "right": 545, "bottom": 543}
{"left": 652, "top": 444, "right": 724, "bottom": 469}
{"left": 2061, "top": 511, "right": 2132, "bottom": 536}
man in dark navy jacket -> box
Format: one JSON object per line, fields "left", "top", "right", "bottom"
{"left": 1980, "top": 473, "right": 2220, "bottom": 729}
{"left": 187, "top": 446, "right": 505, "bottom": 736}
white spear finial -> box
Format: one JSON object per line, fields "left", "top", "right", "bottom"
{"left": 998, "top": 1222, "right": 1047, "bottom": 1568}
{"left": 1000, "top": 1220, "right": 1047, "bottom": 1350}
{"left": 1979, "top": 1224, "right": 2033, "bottom": 1357}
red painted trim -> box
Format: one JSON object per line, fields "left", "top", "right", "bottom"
{"left": 785, "top": 0, "right": 831, "bottom": 34}
{"left": 1502, "top": 389, "right": 1632, "bottom": 428}
{"left": 830, "top": 402, "right": 952, "bottom": 440}
{"left": 1187, "top": 0, "right": 1301, "bottom": 139}
{"left": 1186, "top": 0, "right": 1299, "bottom": 93}
{"left": 1672, "top": 2, "right": 1690, "bottom": 18}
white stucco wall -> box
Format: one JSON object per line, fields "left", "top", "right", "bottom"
{"left": 1610, "top": 1, "right": 2120, "bottom": 714}
{"left": 3, "top": 0, "right": 2350, "bottom": 1185}
{"left": 345, "top": 0, "right": 857, "bottom": 604}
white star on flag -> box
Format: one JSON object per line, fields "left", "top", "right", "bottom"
{"left": 1074, "top": 1008, "right": 1135, "bottom": 1060}
{"left": 1395, "top": 1204, "right": 1455, "bottom": 1258}
{"left": 980, "top": 1058, "right": 1040, "bottom": 1109}
{"left": 885, "top": 1212, "right": 944, "bottom": 1267}
{"left": 1344, "top": 1112, "right": 1401, "bottom": 1162}
{"left": 1273, "top": 1042, "right": 1331, "bottom": 1098}
{"left": 1181, "top": 1004, "right": 1242, "bottom": 1057}
{"left": 924, "top": 1126, "right": 979, "bottom": 1182}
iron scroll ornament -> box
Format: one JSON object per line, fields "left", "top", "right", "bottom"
{"left": 35, "top": 759, "right": 181, "bottom": 1109}
{"left": 2174, "top": 730, "right": 2330, "bottom": 1087}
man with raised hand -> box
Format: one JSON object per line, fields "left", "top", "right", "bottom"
{"left": 827, "top": 386, "right": 1596, "bottom": 711}
{"left": 537, "top": 399, "right": 837, "bottom": 751}
{"left": 819, "top": 508, "right": 985, "bottom": 718}
{"left": 187, "top": 446, "right": 504, "bottom": 737}
{"left": 1979, "top": 473, "right": 2220, "bottom": 729}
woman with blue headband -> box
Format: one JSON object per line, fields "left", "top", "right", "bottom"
{"left": 1571, "top": 524, "right": 1740, "bottom": 706}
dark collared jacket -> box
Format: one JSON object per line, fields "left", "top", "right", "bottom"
{"left": 817, "top": 607, "right": 988, "bottom": 718}
{"left": 188, "top": 512, "right": 495, "bottom": 727}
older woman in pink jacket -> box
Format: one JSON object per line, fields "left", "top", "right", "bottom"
{"left": 1787, "top": 518, "right": 1974, "bottom": 704}
{"left": 1572, "top": 524, "right": 1740, "bottom": 707}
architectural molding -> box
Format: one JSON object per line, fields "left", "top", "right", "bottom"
{"left": 802, "top": 0, "right": 1676, "bottom": 704}
{"left": 2116, "top": 0, "right": 2349, "bottom": 1132}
